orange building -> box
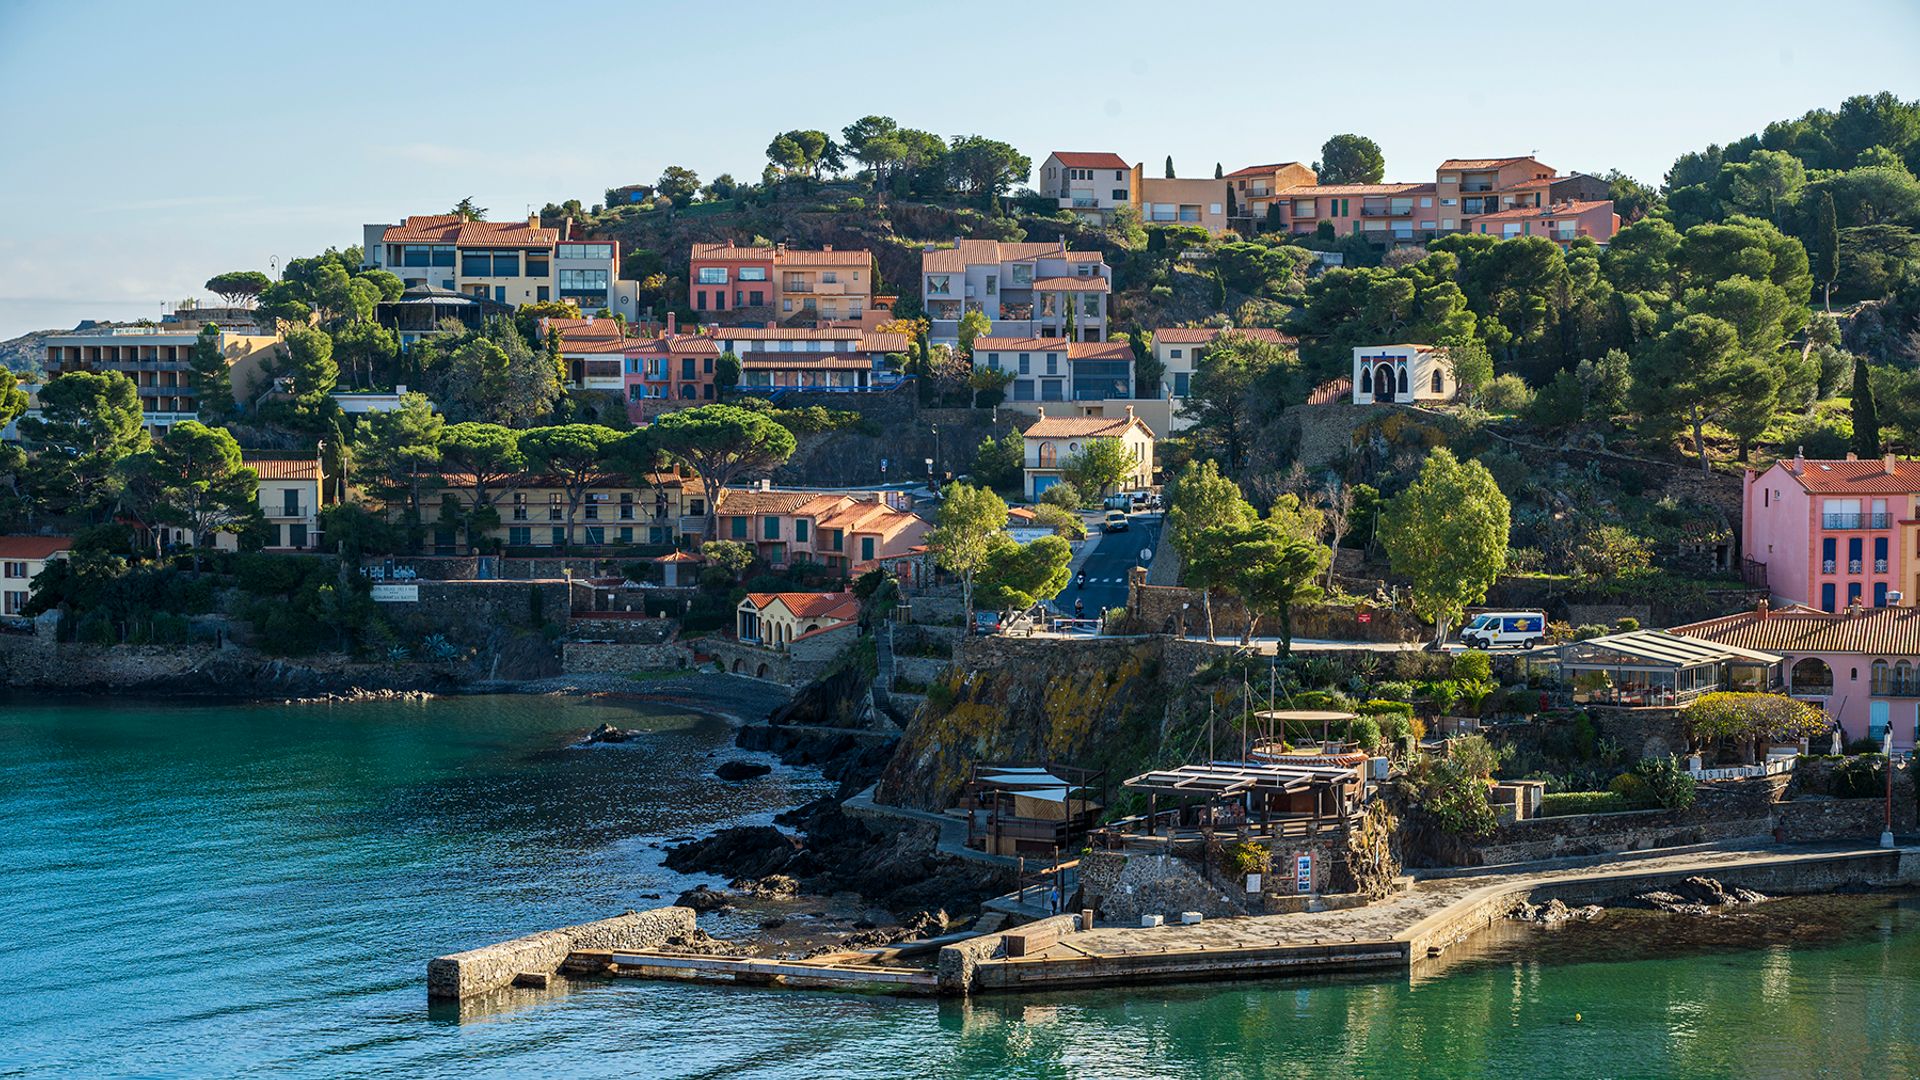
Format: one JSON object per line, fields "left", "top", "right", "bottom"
{"left": 689, "top": 241, "right": 874, "bottom": 323}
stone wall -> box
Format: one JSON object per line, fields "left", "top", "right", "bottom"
{"left": 1078, "top": 850, "right": 1245, "bottom": 924}
{"left": 1482, "top": 708, "right": 1692, "bottom": 764}
{"left": 426, "top": 906, "right": 695, "bottom": 999}
{"left": 1470, "top": 776, "right": 1783, "bottom": 865}
{"left": 936, "top": 912, "right": 1081, "bottom": 995}
{"left": 562, "top": 641, "right": 695, "bottom": 674}
{"left": 770, "top": 392, "right": 998, "bottom": 488}
{"left": 381, "top": 580, "right": 593, "bottom": 644}
{"left": 1125, "top": 577, "right": 1422, "bottom": 643}
{"left": 568, "top": 615, "right": 678, "bottom": 644}
{"left": 703, "top": 622, "right": 859, "bottom": 687}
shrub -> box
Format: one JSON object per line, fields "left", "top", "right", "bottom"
{"left": 1829, "top": 755, "right": 1887, "bottom": 799}
{"left": 1482, "top": 374, "right": 1534, "bottom": 413}
{"left": 1540, "top": 791, "right": 1632, "bottom": 817}
{"left": 1415, "top": 753, "right": 1498, "bottom": 837}
{"left": 1039, "top": 482, "right": 1083, "bottom": 510}
{"left": 1220, "top": 840, "right": 1273, "bottom": 877}
{"left": 1608, "top": 771, "right": 1654, "bottom": 805}
{"left": 1633, "top": 754, "right": 1697, "bottom": 809}
{"left": 1450, "top": 649, "right": 1492, "bottom": 683}
{"left": 1614, "top": 617, "right": 1640, "bottom": 632}
{"left": 1372, "top": 680, "right": 1416, "bottom": 702}
{"left": 1346, "top": 716, "right": 1383, "bottom": 753}
{"left": 1573, "top": 624, "right": 1609, "bottom": 640}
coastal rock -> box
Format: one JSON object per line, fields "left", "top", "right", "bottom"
{"left": 582, "top": 723, "right": 637, "bottom": 745}
{"left": 283, "top": 687, "right": 435, "bottom": 706}
{"left": 1634, "top": 876, "right": 1768, "bottom": 914}
{"left": 674, "top": 885, "right": 735, "bottom": 913}
{"left": 665, "top": 826, "right": 802, "bottom": 881}
{"left": 714, "top": 760, "right": 773, "bottom": 782}
{"left": 802, "top": 910, "right": 950, "bottom": 956}
{"left": 659, "top": 927, "right": 747, "bottom": 956}
{"left": 1508, "top": 898, "right": 1604, "bottom": 926}
{"left": 730, "top": 874, "right": 800, "bottom": 899}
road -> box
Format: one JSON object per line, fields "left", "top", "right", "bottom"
{"left": 1051, "top": 511, "right": 1161, "bottom": 622}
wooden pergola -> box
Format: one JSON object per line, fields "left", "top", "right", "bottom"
{"left": 1118, "top": 761, "right": 1365, "bottom": 840}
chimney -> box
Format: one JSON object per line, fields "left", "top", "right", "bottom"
{"left": 665, "top": 312, "right": 676, "bottom": 335}
{"left": 1125, "top": 404, "right": 1135, "bottom": 422}
{"left": 824, "top": 244, "right": 833, "bottom": 252}
{"left": 1036, "top": 406, "right": 1046, "bottom": 418}
{"left": 528, "top": 212, "right": 540, "bottom": 229}
{"left": 1793, "top": 446, "right": 1805, "bottom": 473}
{"left": 1846, "top": 452, "right": 1858, "bottom": 462}
{"left": 1886, "top": 453, "right": 1899, "bottom": 475}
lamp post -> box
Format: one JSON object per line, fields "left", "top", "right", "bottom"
{"left": 1883, "top": 726, "right": 1897, "bottom": 850}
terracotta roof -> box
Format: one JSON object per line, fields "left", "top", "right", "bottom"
{"left": 1275, "top": 182, "right": 1434, "bottom": 197}
{"left": 1773, "top": 457, "right": 1920, "bottom": 495}
{"left": 1673, "top": 605, "right": 1920, "bottom": 657}
{"left": 1153, "top": 327, "right": 1293, "bottom": 345}
{"left": 1031, "top": 276, "right": 1111, "bottom": 292}
{"left": 381, "top": 214, "right": 560, "bottom": 246}
{"left": 713, "top": 489, "right": 818, "bottom": 515}
{"left": 244, "top": 458, "right": 322, "bottom": 480}
{"left": 1050, "top": 151, "right": 1130, "bottom": 170}
{"left": 973, "top": 336, "right": 1071, "bottom": 352}
{"left": 1511, "top": 177, "right": 1555, "bottom": 189}
{"left": 559, "top": 337, "right": 639, "bottom": 354}
{"left": 1224, "top": 162, "right": 1309, "bottom": 179}
{"left": 739, "top": 353, "right": 873, "bottom": 370}
{"left": 857, "top": 332, "right": 909, "bottom": 353}
{"left": 1007, "top": 506, "right": 1038, "bottom": 521}
{"left": 0, "top": 535, "right": 72, "bottom": 560}
{"left": 1025, "top": 413, "right": 1147, "bottom": 439}
{"left": 743, "top": 591, "right": 861, "bottom": 620}
{"left": 1068, "top": 341, "right": 1133, "bottom": 361}
{"left": 774, "top": 248, "right": 871, "bottom": 267}
{"left": 1438, "top": 157, "right": 1539, "bottom": 171}
{"left": 690, "top": 242, "right": 777, "bottom": 261}
{"left": 653, "top": 550, "right": 703, "bottom": 563}
{"left": 543, "top": 317, "right": 623, "bottom": 340}
{"left": 714, "top": 327, "right": 865, "bottom": 341}
{"left": 922, "top": 240, "right": 1102, "bottom": 273}
{"left": 1471, "top": 200, "right": 1613, "bottom": 224}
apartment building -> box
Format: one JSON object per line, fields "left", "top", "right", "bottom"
{"left": 688, "top": 242, "right": 875, "bottom": 323}
{"left": 1743, "top": 453, "right": 1920, "bottom": 612}
{"left": 362, "top": 214, "right": 637, "bottom": 317}
{"left": 1148, "top": 327, "right": 1292, "bottom": 431}
{"left": 44, "top": 311, "right": 281, "bottom": 433}
{"left": 1134, "top": 173, "right": 1231, "bottom": 234}
{"left": 1038, "top": 152, "right": 1134, "bottom": 224}
{"left": 1267, "top": 182, "right": 1440, "bottom": 241}
{"left": 973, "top": 337, "right": 1133, "bottom": 415}
{"left": 1470, "top": 200, "right": 1622, "bottom": 248}
{"left": 921, "top": 240, "right": 1111, "bottom": 346}
{"left": 710, "top": 326, "right": 908, "bottom": 392}
{"left": 1021, "top": 407, "right": 1156, "bottom": 500}
{"left": 709, "top": 488, "right": 931, "bottom": 575}
{"left": 0, "top": 536, "right": 69, "bottom": 619}
{"left": 1434, "top": 157, "right": 1556, "bottom": 233}
{"left": 248, "top": 457, "right": 326, "bottom": 551}
{"left": 1223, "top": 162, "right": 1319, "bottom": 225}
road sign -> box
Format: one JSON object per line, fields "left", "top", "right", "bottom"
{"left": 1357, "top": 612, "right": 1372, "bottom": 624}
{"left": 1139, "top": 547, "right": 1153, "bottom": 563}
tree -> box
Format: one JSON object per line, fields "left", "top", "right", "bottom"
{"left": 185, "top": 323, "right": 235, "bottom": 423}
{"left": 136, "top": 421, "right": 257, "bottom": 568}
{"left": 332, "top": 320, "right": 398, "bottom": 393}
{"left": 1379, "top": 449, "right": 1510, "bottom": 646}
{"left": 971, "top": 428, "right": 1023, "bottom": 492}
{"left": 648, "top": 404, "right": 797, "bottom": 538}
{"left": 700, "top": 540, "right": 757, "bottom": 580}
{"left": 1179, "top": 329, "right": 1295, "bottom": 473}
{"left": 1629, "top": 313, "right": 1745, "bottom": 474}
{"left": 766, "top": 130, "right": 838, "bottom": 181}
{"left": 976, "top": 534, "right": 1072, "bottom": 618}
{"left": 518, "top": 424, "right": 621, "bottom": 552}
{"left": 204, "top": 270, "right": 272, "bottom": 308}
{"left": 450, "top": 197, "right": 487, "bottom": 221}
{"left": 967, "top": 364, "right": 1014, "bottom": 409}
{"left": 438, "top": 422, "right": 524, "bottom": 529}
{"left": 1164, "top": 155, "right": 1175, "bottom": 179}
{"left": 1314, "top": 134, "right": 1385, "bottom": 185}
{"left": 1852, "top": 353, "right": 1882, "bottom": 457}
{"left": 946, "top": 136, "right": 1031, "bottom": 202}
{"left": 1719, "top": 356, "right": 1781, "bottom": 462}
{"left": 956, "top": 309, "right": 992, "bottom": 358}
{"left": 1061, "top": 437, "right": 1137, "bottom": 496}
{"left": 21, "top": 371, "right": 150, "bottom": 518}
{"left": 1683, "top": 691, "right": 1827, "bottom": 763}
{"left": 713, "top": 351, "right": 742, "bottom": 397}
{"left": 1440, "top": 335, "right": 1493, "bottom": 405}
{"left": 1812, "top": 189, "right": 1840, "bottom": 310}
{"left": 353, "top": 392, "right": 444, "bottom": 546}
{"left": 430, "top": 317, "right": 561, "bottom": 426}
{"left": 1318, "top": 480, "right": 1353, "bottom": 592}
{"left": 1215, "top": 163, "right": 1224, "bottom": 180}
{"left": 657, "top": 166, "right": 700, "bottom": 203}
{"left": 278, "top": 324, "right": 339, "bottom": 427}
{"left": 928, "top": 481, "right": 1007, "bottom": 631}
{"left": 1212, "top": 518, "right": 1322, "bottom": 651}
{"left": 1164, "top": 459, "right": 1256, "bottom": 640}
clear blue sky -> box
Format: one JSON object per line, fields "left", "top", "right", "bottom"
{"left": 2, "top": 0, "right": 1917, "bottom": 340}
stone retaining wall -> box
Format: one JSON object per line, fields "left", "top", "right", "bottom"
{"left": 1078, "top": 850, "right": 1244, "bottom": 923}
{"left": 426, "top": 906, "right": 695, "bottom": 999}
{"left": 1125, "top": 579, "right": 1422, "bottom": 643}
{"left": 561, "top": 641, "right": 695, "bottom": 674}
{"left": 936, "top": 913, "right": 1081, "bottom": 994}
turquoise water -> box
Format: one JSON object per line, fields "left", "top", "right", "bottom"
{"left": 2, "top": 696, "right": 1917, "bottom": 1079}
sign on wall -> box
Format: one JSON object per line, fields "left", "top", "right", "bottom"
{"left": 1295, "top": 853, "right": 1313, "bottom": 895}
{"left": 370, "top": 584, "right": 419, "bottom": 603}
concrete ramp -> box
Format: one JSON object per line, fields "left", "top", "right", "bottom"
{"left": 571, "top": 949, "right": 939, "bottom": 995}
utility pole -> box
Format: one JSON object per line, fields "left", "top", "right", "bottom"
{"left": 1883, "top": 727, "right": 1897, "bottom": 849}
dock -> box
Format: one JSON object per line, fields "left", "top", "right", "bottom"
{"left": 568, "top": 949, "right": 939, "bottom": 994}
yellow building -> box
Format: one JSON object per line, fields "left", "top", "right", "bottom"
{"left": 735, "top": 591, "right": 860, "bottom": 649}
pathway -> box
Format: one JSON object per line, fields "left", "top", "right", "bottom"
{"left": 844, "top": 784, "right": 1022, "bottom": 868}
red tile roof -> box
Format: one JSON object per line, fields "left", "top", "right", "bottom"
{"left": 744, "top": 591, "right": 861, "bottom": 620}
{"left": 0, "top": 535, "right": 72, "bottom": 560}
{"left": 921, "top": 240, "right": 1102, "bottom": 273}
{"left": 713, "top": 489, "right": 819, "bottom": 515}
{"left": 1470, "top": 200, "right": 1613, "bottom": 224}
{"left": 1774, "top": 457, "right": 1920, "bottom": 495}
{"left": 713, "top": 327, "right": 865, "bottom": 341}
{"left": 1438, "top": 157, "right": 1540, "bottom": 171}
{"left": 244, "top": 458, "right": 322, "bottom": 480}
{"left": 1153, "top": 327, "right": 1293, "bottom": 345}
{"left": 381, "top": 214, "right": 559, "bottom": 246}
{"left": 1673, "top": 604, "right": 1920, "bottom": 657}
{"left": 1275, "top": 183, "right": 1434, "bottom": 197}
{"left": 1067, "top": 341, "right": 1133, "bottom": 361}
{"left": 690, "top": 242, "right": 778, "bottom": 262}
{"left": 1031, "top": 276, "right": 1112, "bottom": 292}
{"left": 972, "top": 336, "right": 1071, "bottom": 352}
{"left": 775, "top": 248, "right": 871, "bottom": 268}
{"left": 1024, "top": 412, "right": 1151, "bottom": 439}
{"left": 1224, "top": 162, "right": 1309, "bottom": 179}
{"left": 1050, "top": 151, "right": 1130, "bottom": 170}
{"left": 739, "top": 353, "right": 873, "bottom": 370}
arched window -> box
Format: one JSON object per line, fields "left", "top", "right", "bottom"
{"left": 1360, "top": 367, "right": 1372, "bottom": 393}
{"left": 1791, "top": 657, "right": 1834, "bottom": 696}
{"left": 1397, "top": 366, "right": 1409, "bottom": 394}
{"left": 680, "top": 385, "right": 696, "bottom": 399}
{"left": 1039, "top": 442, "right": 1057, "bottom": 467}
{"left": 1431, "top": 368, "right": 1445, "bottom": 394}
{"left": 1871, "top": 659, "right": 1891, "bottom": 695}
{"left": 1896, "top": 660, "right": 1914, "bottom": 695}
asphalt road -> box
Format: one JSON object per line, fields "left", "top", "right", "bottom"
{"left": 1053, "top": 511, "right": 1162, "bottom": 621}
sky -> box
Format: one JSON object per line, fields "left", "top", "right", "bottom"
{"left": 2, "top": 0, "right": 1918, "bottom": 341}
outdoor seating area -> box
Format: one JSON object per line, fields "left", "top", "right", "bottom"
{"left": 960, "top": 763, "right": 1104, "bottom": 858}
{"left": 1529, "top": 629, "right": 1782, "bottom": 707}
{"left": 1093, "top": 760, "right": 1367, "bottom": 851}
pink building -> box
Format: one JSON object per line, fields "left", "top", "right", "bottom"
{"left": 1470, "top": 200, "right": 1621, "bottom": 247}
{"left": 1743, "top": 453, "right": 1920, "bottom": 612}
{"left": 1673, "top": 601, "right": 1920, "bottom": 750}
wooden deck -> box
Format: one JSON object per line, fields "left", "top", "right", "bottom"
{"left": 568, "top": 949, "right": 940, "bottom": 995}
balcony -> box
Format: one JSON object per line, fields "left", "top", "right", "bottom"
{"left": 1823, "top": 559, "right": 1837, "bottom": 573}
{"left": 1849, "top": 560, "right": 1863, "bottom": 574}
{"left": 1823, "top": 513, "right": 1892, "bottom": 529}
{"left": 1360, "top": 205, "right": 1414, "bottom": 217}
{"left": 1871, "top": 678, "right": 1920, "bottom": 697}
{"left": 1876, "top": 559, "right": 1889, "bottom": 573}
{"left": 1461, "top": 182, "right": 1495, "bottom": 193}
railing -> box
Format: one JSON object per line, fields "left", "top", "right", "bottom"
{"left": 1360, "top": 205, "right": 1413, "bottom": 217}
{"left": 1824, "top": 559, "right": 1837, "bottom": 572}
{"left": 1876, "top": 559, "right": 1889, "bottom": 573}
{"left": 1824, "top": 513, "right": 1892, "bottom": 529}
{"left": 1871, "top": 679, "right": 1920, "bottom": 697}
{"left": 1461, "top": 182, "right": 1495, "bottom": 193}
{"left": 1849, "top": 560, "right": 1863, "bottom": 574}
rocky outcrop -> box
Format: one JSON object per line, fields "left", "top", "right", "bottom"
{"left": 714, "top": 760, "right": 773, "bottom": 781}
{"left": 0, "top": 638, "right": 465, "bottom": 699}
{"left": 1508, "top": 898, "right": 1604, "bottom": 925}
{"left": 1633, "top": 876, "right": 1768, "bottom": 915}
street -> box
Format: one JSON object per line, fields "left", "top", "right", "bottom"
{"left": 1052, "top": 511, "right": 1161, "bottom": 622}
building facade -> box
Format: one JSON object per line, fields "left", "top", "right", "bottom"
{"left": 1135, "top": 174, "right": 1231, "bottom": 234}
{"left": 0, "top": 536, "right": 70, "bottom": 619}
{"left": 44, "top": 313, "right": 281, "bottom": 433}
{"left": 247, "top": 458, "right": 326, "bottom": 551}
{"left": 1021, "top": 407, "right": 1156, "bottom": 500}
{"left": 736, "top": 591, "right": 860, "bottom": 650}
{"left": 1742, "top": 453, "right": 1920, "bottom": 612}
{"left": 1351, "top": 344, "right": 1455, "bottom": 405}
{"left": 974, "top": 336, "right": 1133, "bottom": 415}
{"left": 1674, "top": 601, "right": 1920, "bottom": 751}
{"left": 1470, "top": 200, "right": 1621, "bottom": 247}
{"left": 689, "top": 242, "right": 874, "bottom": 323}
{"left": 1038, "top": 152, "right": 1134, "bottom": 224}
{"left": 1223, "top": 162, "right": 1319, "bottom": 226}
{"left": 362, "top": 214, "right": 636, "bottom": 317}
{"left": 921, "top": 240, "right": 1111, "bottom": 346}
{"left": 1149, "top": 327, "right": 1292, "bottom": 430}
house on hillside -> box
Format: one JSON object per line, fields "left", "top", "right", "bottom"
{"left": 689, "top": 242, "right": 877, "bottom": 324}
{"left": 1470, "top": 200, "right": 1621, "bottom": 248}
{"left": 1038, "top": 151, "right": 1134, "bottom": 225}
{"left": 1223, "top": 162, "right": 1319, "bottom": 226}
{"left": 736, "top": 591, "right": 860, "bottom": 649}
{"left": 1, "top": 536, "right": 71, "bottom": 620}
{"left": 920, "top": 240, "right": 1111, "bottom": 346}
{"left": 1022, "top": 407, "right": 1155, "bottom": 500}
{"left": 1149, "top": 327, "right": 1294, "bottom": 431}
{"left": 1350, "top": 344, "right": 1454, "bottom": 405}
{"left": 974, "top": 336, "right": 1133, "bottom": 416}
{"left": 361, "top": 214, "right": 636, "bottom": 315}
{"left": 1742, "top": 452, "right": 1920, "bottom": 612}
{"left": 44, "top": 311, "right": 282, "bottom": 435}
{"left": 1673, "top": 600, "right": 1920, "bottom": 750}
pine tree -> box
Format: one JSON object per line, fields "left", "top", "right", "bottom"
{"left": 1851, "top": 353, "right": 1881, "bottom": 458}
{"left": 187, "top": 323, "right": 234, "bottom": 423}
{"left": 1813, "top": 190, "right": 1839, "bottom": 312}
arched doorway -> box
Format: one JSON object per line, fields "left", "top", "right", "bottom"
{"left": 756, "top": 663, "right": 770, "bottom": 679}
{"left": 1790, "top": 657, "right": 1833, "bottom": 696}
{"left": 1373, "top": 363, "right": 1396, "bottom": 403}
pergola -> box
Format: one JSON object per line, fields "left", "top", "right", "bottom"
{"left": 1119, "top": 761, "right": 1365, "bottom": 839}
{"left": 1252, "top": 708, "right": 1358, "bottom": 749}
{"left": 1545, "top": 629, "right": 1782, "bottom": 707}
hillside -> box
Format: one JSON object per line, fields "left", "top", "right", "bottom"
{"left": 0, "top": 328, "right": 60, "bottom": 380}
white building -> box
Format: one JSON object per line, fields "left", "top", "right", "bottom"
{"left": 921, "top": 240, "right": 1111, "bottom": 347}
{"left": 362, "top": 214, "right": 639, "bottom": 317}
{"left": 1148, "top": 327, "right": 1294, "bottom": 431}
{"left": 975, "top": 337, "right": 1133, "bottom": 416}
{"left": 1351, "top": 344, "right": 1455, "bottom": 405}
{"left": 1021, "top": 406, "right": 1155, "bottom": 501}
{"left": 0, "top": 535, "right": 70, "bottom": 620}
{"left": 1037, "top": 151, "right": 1133, "bottom": 225}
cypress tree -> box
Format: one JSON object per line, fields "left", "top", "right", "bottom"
{"left": 1851, "top": 353, "right": 1881, "bottom": 458}
{"left": 1164, "top": 155, "right": 1175, "bottom": 179}
{"left": 1814, "top": 190, "right": 1839, "bottom": 312}
{"left": 1214, "top": 162, "right": 1224, "bottom": 180}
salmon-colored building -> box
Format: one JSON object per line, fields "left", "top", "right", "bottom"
{"left": 689, "top": 241, "right": 875, "bottom": 323}
{"left": 553, "top": 313, "right": 719, "bottom": 419}
{"left": 1470, "top": 200, "right": 1621, "bottom": 247}
{"left": 1223, "top": 162, "right": 1319, "bottom": 225}
{"left": 1743, "top": 453, "right": 1920, "bottom": 613}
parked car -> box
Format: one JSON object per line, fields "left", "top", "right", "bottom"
{"left": 1128, "top": 491, "right": 1153, "bottom": 512}
{"left": 1102, "top": 510, "right": 1130, "bottom": 532}
{"left": 1458, "top": 611, "right": 1548, "bottom": 649}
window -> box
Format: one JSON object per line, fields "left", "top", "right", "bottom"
{"left": 548, "top": 495, "right": 564, "bottom": 521}
{"left": 1011, "top": 264, "right": 1033, "bottom": 287}
{"left": 1045, "top": 353, "right": 1058, "bottom": 375}
{"left": 557, "top": 244, "right": 613, "bottom": 260}
{"left": 822, "top": 272, "right": 837, "bottom": 284}
{"left": 1018, "top": 353, "right": 1030, "bottom": 374}
{"left": 288, "top": 523, "right": 308, "bottom": 549}
{"left": 1041, "top": 379, "right": 1064, "bottom": 401}
{"left": 583, "top": 526, "right": 604, "bottom": 546}
{"left": 985, "top": 274, "right": 997, "bottom": 296}
{"left": 509, "top": 527, "right": 531, "bottom": 546}
{"left": 1173, "top": 372, "right": 1190, "bottom": 396}
{"left": 794, "top": 519, "right": 809, "bottom": 543}
{"left": 3, "top": 561, "right": 27, "bottom": 579}
{"left": 731, "top": 517, "right": 747, "bottom": 539}
{"left": 619, "top": 494, "right": 635, "bottom": 520}
{"left": 861, "top": 536, "right": 875, "bottom": 561}
{"left": 526, "top": 252, "right": 549, "bottom": 276}
{"left": 927, "top": 275, "right": 952, "bottom": 295}
{"left": 739, "top": 267, "right": 767, "bottom": 281}
{"left": 537, "top": 286, "right": 550, "bottom": 301}
{"left": 985, "top": 352, "right": 1001, "bottom": 371}
{"left": 1822, "top": 582, "right": 1837, "bottom": 611}
{"left": 282, "top": 489, "right": 301, "bottom": 517}
{"left": 1112, "top": 189, "right": 1128, "bottom": 200}
{"left": 3, "top": 590, "right": 25, "bottom": 616}
{"left": 764, "top": 516, "right": 781, "bottom": 540}
{"left": 1431, "top": 368, "right": 1444, "bottom": 393}
{"left": 551, "top": 527, "right": 565, "bottom": 546}
{"left": 558, "top": 269, "right": 608, "bottom": 297}
{"left": 512, "top": 494, "right": 528, "bottom": 522}
{"left": 697, "top": 267, "right": 728, "bottom": 284}
{"left": 1012, "top": 380, "right": 1035, "bottom": 401}
{"left": 749, "top": 290, "right": 764, "bottom": 306}
{"left": 462, "top": 251, "right": 492, "bottom": 276}
{"left": 827, "top": 528, "right": 843, "bottom": 552}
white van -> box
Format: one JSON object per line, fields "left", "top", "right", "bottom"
{"left": 1459, "top": 611, "right": 1547, "bottom": 649}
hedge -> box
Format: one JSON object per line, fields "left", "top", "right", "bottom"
{"left": 1538, "top": 791, "right": 1635, "bottom": 817}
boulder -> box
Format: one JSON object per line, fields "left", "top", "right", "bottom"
{"left": 715, "top": 760, "right": 773, "bottom": 782}
{"left": 582, "top": 723, "right": 636, "bottom": 745}
{"left": 674, "top": 885, "right": 735, "bottom": 913}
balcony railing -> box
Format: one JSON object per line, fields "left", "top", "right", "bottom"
{"left": 1461, "top": 182, "right": 1495, "bottom": 193}
{"left": 1849, "top": 560, "right": 1863, "bottom": 573}
{"left": 1823, "top": 513, "right": 1892, "bottom": 529}
{"left": 1870, "top": 678, "right": 1920, "bottom": 697}
{"left": 1360, "top": 205, "right": 1413, "bottom": 217}
{"left": 1876, "top": 559, "right": 1889, "bottom": 573}
{"left": 1823, "top": 559, "right": 1837, "bottom": 573}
